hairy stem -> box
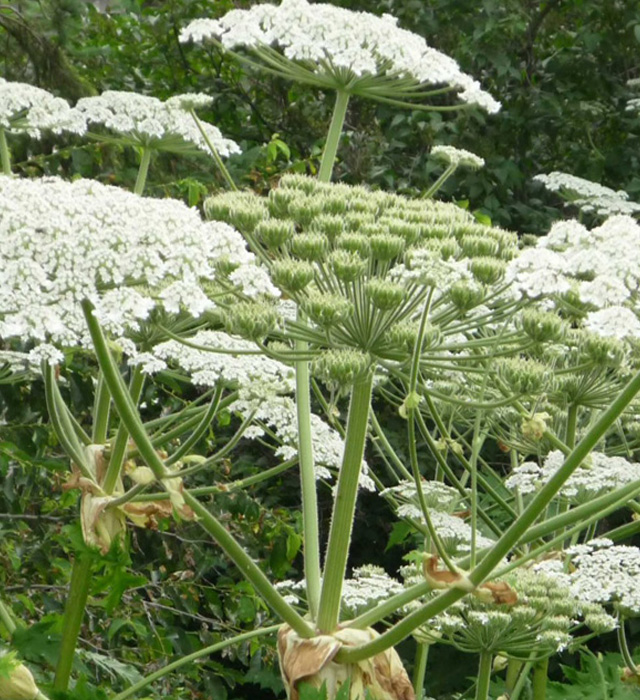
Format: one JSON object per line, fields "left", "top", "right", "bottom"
{"left": 317, "top": 372, "right": 374, "bottom": 632}
{"left": 134, "top": 147, "right": 151, "bottom": 196}
{"left": 475, "top": 651, "right": 493, "bottom": 700}
{"left": 53, "top": 555, "right": 92, "bottom": 691}
{"left": 318, "top": 90, "right": 350, "bottom": 182}
{"left": 532, "top": 657, "right": 549, "bottom": 700}
{"left": 412, "top": 642, "right": 429, "bottom": 698}
{"left": 0, "top": 127, "right": 11, "bottom": 174}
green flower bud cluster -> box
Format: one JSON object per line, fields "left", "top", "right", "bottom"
{"left": 518, "top": 308, "right": 568, "bottom": 344}
{"left": 312, "top": 348, "right": 372, "bottom": 389}
{"left": 496, "top": 357, "right": 550, "bottom": 396}
{"left": 224, "top": 301, "right": 279, "bottom": 341}
{"left": 204, "top": 175, "right": 520, "bottom": 364}
{"left": 426, "top": 563, "right": 613, "bottom": 658}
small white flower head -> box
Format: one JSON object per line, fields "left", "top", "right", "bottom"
{"left": 0, "top": 176, "right": 256, "bottom": 359}
{"left": 0, "top": 78, "right": 86, "bottom": 137}
{"left": 232, "top": 390, "right": 375, "bottom": 489}
{"left": 585, "top": 307, "right": 640, "bottom": 340}
{"left": 73, "top": 90, "right": 240, "bottom": 155}
{"left": 534, "top": 172, "right": 639, "bottom": 219}
{"left": 505, "top": 247, "right": 571, "bottom": 299}
{"left": 430, "top": 145, "right": 485, "bottom": 170}
{"left": 180, "top": 0, "right": 500, "bottom": 113}
{"left": 570, "top": 541, "right": 640, "bottom": 615}
{"left": 506, "top": 451, "right": 640, "bottom": 503}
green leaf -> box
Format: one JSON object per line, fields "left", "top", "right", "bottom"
{"left": 385, "top": 521, "right": 412, "bottom": 551}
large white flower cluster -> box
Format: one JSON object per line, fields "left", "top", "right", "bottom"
{"left": 506, "top": 450, "right": 640, "bottom": 503}
{"left": 507, "top": 215, "right": 640, "bottom": 339}
{"left": 381, "top": 480, "right": 495, "bottom": 553}
{"left": 233, "top": 390, "right": 375, "bottom": 489}
{"left": 0, "top": 78, "right": 86, "bottom": 137}
{"left": 534, "top": 171, "right": 640, "bottom": 218}
{"left": 0, "top": 176, "right": 257, "bottom": 363}
{"left": 180, "top": 0, "right": 500, "bottom": 113}
{"left": 151, "top": 330, "right": 295, "bottom": 390}
{"left": 569, "top": 539, "right": 640, "bottom": 615}
{"left": 73, "top": 91, "right": 240, "bottom": 155}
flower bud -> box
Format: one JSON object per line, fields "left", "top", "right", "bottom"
{"left": 335, "top": 233, "right": 371, "bottom": 257}
{"left": 224, "top": 302, "right": 279, "bottom": 341}
{"left": 255, "top": 219, "right": 294, "bottom": 249}
{"left": 267, "top": 188, "right": 297, "bottom": 218}
{"left": 459, "top": 234, "right": 500, "bottom": 258}
{"left": 289, "top": 197, "right": 324, "bottom": 227}
{"left": 0, "top": 658, "right": 38, "bottom": 700}
{"left": 365, "top": 279, "right": 405, "bottom": 311}
{"left": 303, "top": 292, "right": 353, "bottom": 328}
{"left": 279, "top": 173, "right": 319, "bottom": 195}
{"left": 309, "top": 214, "right": 344, "bottom": 241}
{"left": 388, "top": 321, "right": 442, "bottom": 354}
{"left": 498, "top": 358, "right": 549, "bottom": 396}
{"left": 387, "top": 221, "right": 422, "bottom": 245}
{"left": 313, "top": 348, "right": 371, "bottom": 387}
{"left": 580, "top": 333, "right": 625, "bottom": 367}
{"left": 291, "top": 232, "right": 329, "bottom": 261}
{"left": 344, "top": 211, "right": 375, "bottom": 231}
{"left": 448, "top": 281, "right": 485, "bottom": 312}
{"left": 369, "top": 234, "right": 405, "bottom": 261}
{"left": 329, "top": 249, "right": 367, "bottom": 282}
{"left": 270, "top": 260, "right": 315, "bottom": 293}
{"left": 469, "top": 257, "right": 506, "bottom": 285}
{"left": 519, "top": 308, "right": 567, "bottom": 344}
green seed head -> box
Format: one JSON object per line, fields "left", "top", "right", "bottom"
{"left": 448, "top": 280, "right": 485, "bottom": 312}
{"left": 255, "top": 219, "right": 295, "bottom": 250}
{"left": 224, "top": 302, "right": 279, "bottom": 341}
{"left": 369, "top": 234, "right": 406, "bottom": 262}
{"left": 309, "top": 213, "right": 344, "bottom": 241}
{"left": 497, "top": 357, "right": 549, "bottom": 395}
{"left": 469, "top": 257, "right": 506, "bottom": 285}
{"left": 330, "top": 249, "right": 368, "bottom": 282}
{"left": 270, "top": 260, "right": 315, "bottom": 293}
{"left": 303, "top": 291, "right": 353, "bottom": 328}
{"left": 290, "top": 232, "right": 330, "bottom": 261}
{"left": 313, "top": 348, "right": 371, "bottom": 387}
{"left": 365, "top": 279, "right": 406, "bottom": 311}
{"left": 519, "top": 309, "right": 568, "bottom": 344}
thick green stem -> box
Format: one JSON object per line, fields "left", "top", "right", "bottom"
{"left": 317, "top": 90, "right": 350, "bottom": 182}
{"left": 412, "top": 642, "right": 429, "bottom": 699}
{"left": 92, "top": 374, "right": 111, "bottom": 444}
{"left": 510, "top": 660, "right": 533, "bottom": 700}
{"left": 317, "top": 372, "right": 374, "bottom": 633}
{"left": 53, "top": 555, "right": 92, "bottom": 691}
{"left": 506, "top": 659, "right": 523, "bottom": 695}
{"left": 82, "top": 300, "right": 312, "bottom": 638}
{"left": 0, "top": 128, "right": 11, "bottom": 175}
{"left": 475, "top": 651, "right": 493, "bottom": 700}
{"left": 0, "top": 599, "right": 17, "bottom": 634}
{"left": 422, "top": 163, "right": 456, "bottom": 199}
{"left": 295, "top": 325, "right": 321, "bottom": 620}
{"left": 339, "top": 366, "right": 640, "bottom": 663}
{"left": 103, "top": 366, "right": 145, "bottom": 494}
{"left": 133, "top": 148, "right": 151, "bottom": 195}
{"left": 566, "top": 403, "right": 578, "bottom": 449}
{"left": 617, "top": 616, "right": 637, "bottom": 672}
{"left": 112, "top": 624, "right": 279, "bottom": 700}
{"left": 532, "top": 657, "right": 549, "bottom": 700}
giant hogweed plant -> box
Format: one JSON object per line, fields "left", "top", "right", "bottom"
{"left": 2, "top": 2, "right": 640, "bottom": 700}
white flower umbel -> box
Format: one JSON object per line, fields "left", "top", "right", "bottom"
{"left": 506, "top": 214, "right": 640, "bottom": 340}
{"left": 0, "top": 176, "right": 255, "bottom": 358}
{"left": 233, "top": 390, "right": 375, "bottom": 490}
{"left": 153, "top": 330, "right": 296, "bottom": 391}
{"left": 180, "top": 0, "right": 500, "bottom": 112}
{"left": 570, "top": 540, "right": 640, "bottom": 615}
{"left": 0, "top": 78, "right": 86, "bottom": 137}
{"left": 534, "top": 171, "right": 640, "bottom": 218}
{"left": 73, "top": 90, "right": 240, "bottom": 155}
{"left": 430, "top": 145, "right": 485, "bottom": 170}
{"left": 506, "top": 450, "right": 640, "bottom": 503}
